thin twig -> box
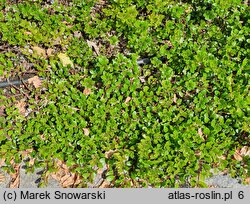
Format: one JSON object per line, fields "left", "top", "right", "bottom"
{"left": 20, "top": 77, "right": 32, "bottom": 93}
{"left": 10, "top": 84, "right": 31, "bottom": 100}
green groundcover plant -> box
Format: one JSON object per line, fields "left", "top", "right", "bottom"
{"left": 0, "top": 0, "right": 249, "bottom": 187}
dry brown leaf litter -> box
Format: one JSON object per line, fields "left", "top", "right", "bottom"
{"left": 198, "top": 128, "right": 205, "bottom": 140}
{"left": 83, "top": 128, "right": 90, "bottom": 136}
{"left": 0, "top": 105, "right": 6, "bottom": 116}
{"left": 173, "top": 93, "right": 177, "bottom": 104}
{"left": 99, "top": 180, "right": 111, "bottom": 188}
{"left": 234, "top": 146, "right": 250, "bottom": 161}
{"left": 9, "top": 164, "right": 20, "bottom": 188}
{"left": 86, "top": 40, "right": 100, "bottom": 56}
{"left": 105, "top": 149, "right": 118, "bottom": 159}
{"left": 28, "top": 75, "right": 42, "bottom": 88}
{"left": 50, "top": 160, "right": 82, "bottom": 188}
{"left": 58, "top": 53, "right": 74, "bottom": 67}
{"left": 46, "top": 48, "right": 54, "bottom": 57}
{"left": 15, "top": 100, "right": 27, "bottom": 116}
{"left": 32, "top": 46, "right": 47, "bottom": 59}
{"left": 83, "top": 88, "right": 91, "bottom": 96}
{"left": 0, "top": 173, "right": 5, "bottom": 183}
{"left": 124, "top": 96, "right": 132, "bottom": 104}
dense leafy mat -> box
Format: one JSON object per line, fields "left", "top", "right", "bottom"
{"left": 0, "top": 0, "right": 249, "bottom": 187}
